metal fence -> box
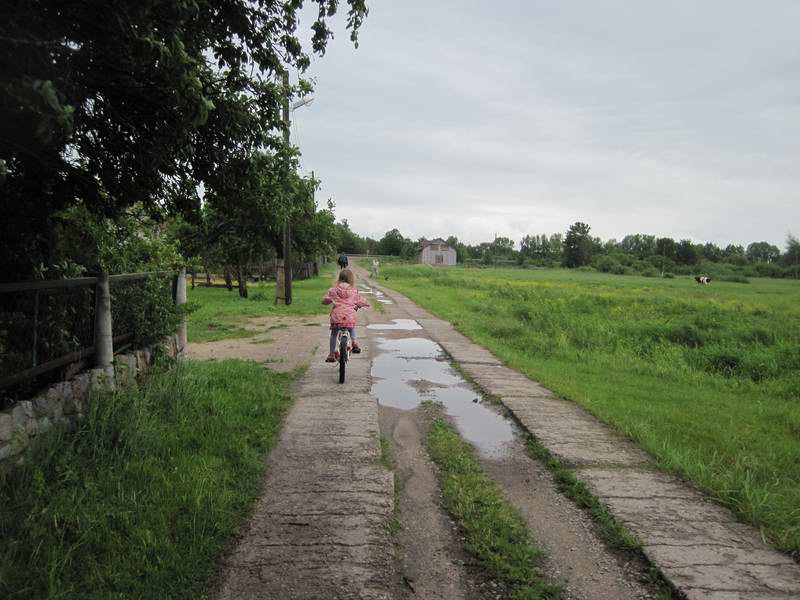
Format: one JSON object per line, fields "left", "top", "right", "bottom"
{"left": 0, "top": 271, "right": 184, "bottom": 406}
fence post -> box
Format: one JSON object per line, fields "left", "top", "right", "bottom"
{"left": 275, "top": 259, "right": 287, "bottom": 304}
{"left": 175, "top": 268, "right": 187, "bottom": 358}
{"left": 93, "top": 272, "right": 115, "bottom": 389}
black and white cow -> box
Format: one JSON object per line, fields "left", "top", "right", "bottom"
{"left": 695, "top": 276, "right": 712, "bottom": 285}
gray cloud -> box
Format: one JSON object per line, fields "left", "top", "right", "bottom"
{"left": 292, "top": 0, "right": 800, "bottom": 247}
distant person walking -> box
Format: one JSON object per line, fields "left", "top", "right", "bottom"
{"left": 371, "top": 258, "right": 380, "bottom": 279}
{"left": 337, "top": 253, "right": 349, "bottom": 269}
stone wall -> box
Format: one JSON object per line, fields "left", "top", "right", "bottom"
{"left": 0, "top": 349, "right": 155, "bottom": 468}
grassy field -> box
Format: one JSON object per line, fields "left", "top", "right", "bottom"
{"left": 0, "top": 361, "right": 294, "bottom": 599}
{"left": 187, "top": 266, "right": 337, "bottom": 342}
{"left": 383, "top": 265, "right": 800, "bottom": 555}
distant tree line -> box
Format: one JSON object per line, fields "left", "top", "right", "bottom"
{"left": 339, "top": 221, "right": 800, "bottom": 280}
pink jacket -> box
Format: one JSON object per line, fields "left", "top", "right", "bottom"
{"left": 322, "top": 283, "right": 370, "bottom": 329}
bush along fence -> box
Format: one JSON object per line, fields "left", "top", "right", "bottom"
{"left": 0, "top": 270, "right": 188, "bottom": 467}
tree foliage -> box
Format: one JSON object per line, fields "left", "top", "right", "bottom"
{"left": 335, "top": 220, "right": 370, "bottom": 254}
{"left": 747, "top": 241, "right": 781, "bottom": 264}
{"left": 0, "top": 0, "right": 368, "bottom": 280}
{"left": 562, "top": 222, "right": 593, "bottom": 268}
{"left": 376, "top": 229, "right": 413, "bottom": 256}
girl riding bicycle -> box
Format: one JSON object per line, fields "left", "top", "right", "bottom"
{"left": 322, "top": 268, "right": 370, "bottom": 362}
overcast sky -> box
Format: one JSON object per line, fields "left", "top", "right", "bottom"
{"left": 293, "top": 0, "right": 799, "bottom": 248}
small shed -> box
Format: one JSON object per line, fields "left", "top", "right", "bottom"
{"left": 417, "top": 238, "right": 457, "bottom": 266}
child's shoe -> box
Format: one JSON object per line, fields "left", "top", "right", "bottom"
{"left": 351, "top": 342, "right": 361, "bottom": 354}
{"left": 325, "top": 352, "right": 336, "bottom": 362}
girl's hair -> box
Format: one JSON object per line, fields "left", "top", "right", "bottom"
{"left": 338, "top": 268, "right": 355, "bottom": 286}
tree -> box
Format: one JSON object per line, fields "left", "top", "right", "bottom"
{"left": 489, "top": 236, "right": 515, "bottom": 257}
{"left": 655, "top": 237, "right": 677, "bottom": 261}
{"left": 702, "top": 243, "right": 722, "bottom": 262}
{"left": 675, "top": 239, "right": 699, "bottom": 265}
{"left": 722, "top": 244, "right": 745, "bottom": 260}
{"left": 204, "top": 152, "right": 283, "bottom": 297}
{"left": 287, "top": 179, "right": 338, "bottom": 263}
{"left": 519, "top": 235, "right": 536, "bottom": 259}
{"left": 376, "top": 229, "right": 409, "bottom": 256}
{"left": 0, "top": 0, "right": 368, "bottom": 280}
{"left": 784, "top": 234, "right": 800, "bottom": 278}
{"left": 446, "top": 236, "right": 467, "bottom": 263}
{"left": 336, "top": 220, "right": 369, "bottom": 254}
{"left": 520, "top": 234, "right": 555, "bottom": 260}
{"left": 548, "top": 234, "right": 563, "bottom": 262}
{"left": 620, "top": 234, "right": 656, "bottom": 259}
{"left": 746, "top": 241, "right": 781, "bottom": 264}
{"left": 562, "top": 222, "right": 593, "bottom": 268}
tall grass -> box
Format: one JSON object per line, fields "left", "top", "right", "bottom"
{"left": 385, "top": 265, "right": 800, "bottom": 555}
{"left": 0, "top": 360, "right": 294, "bottom": 599}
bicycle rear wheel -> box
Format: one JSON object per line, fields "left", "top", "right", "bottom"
{"left": 339, "top": 335, "right": 347, "bottom": 383}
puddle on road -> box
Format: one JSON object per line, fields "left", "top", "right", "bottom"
{"left": 370, "top": 337, "right": 515, "bottom": 458}
{"left": 367, "top": 319, "right": 422, "bottom": 331}
{"left": 359, "top": 285, "right": 394, "bottom": 305}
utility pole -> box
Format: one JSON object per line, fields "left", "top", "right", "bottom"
{"left": 277, "top": 70, "right": 292, "bottom": 305}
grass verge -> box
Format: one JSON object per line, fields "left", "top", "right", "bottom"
{"left": 188, "top": 267, "right": 336, "bottom": 343}
{"left": 0, "top": 360, "right": 295, "bottom": 599}
{"left": 425, "top": 407, "right": 561, "bottom": 599}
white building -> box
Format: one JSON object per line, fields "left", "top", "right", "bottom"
{"left": 417, "top": 238, "right": 457, "bottom": 266}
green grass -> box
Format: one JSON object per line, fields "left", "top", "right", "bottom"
{"left": 426, "top": 408, "right": 560, "bottom": 599}
{"left": 385, "top": 265, "right": 800, "bottom": 556}
{"left": 187, "top": 267, "right": 337, "bottom": 342}
{"left": 0, "top": 360, "right": 295, "bottom": 599}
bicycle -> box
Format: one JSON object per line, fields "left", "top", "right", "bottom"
{"left": 334, "top": 327, "right": 351, "bottom": 383}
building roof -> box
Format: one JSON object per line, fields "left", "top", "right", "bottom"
{"left": 418, "top": 238, "right": 450, "bottom": 251}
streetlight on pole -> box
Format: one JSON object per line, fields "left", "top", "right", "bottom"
{"left": 276, "top": 70, "right": 313, "bottom": 305}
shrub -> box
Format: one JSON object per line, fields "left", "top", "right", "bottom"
{"left": 610, "top": 264, "right": 629, "bottom": 275}
{"left": 594, "top": 256, "right": 618, "bottom": 273}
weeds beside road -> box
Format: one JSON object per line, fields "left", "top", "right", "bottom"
{"left": 0, "top": 361, "right": 294, "bottom": 599}
{"left": 384, "top": 265, "right": 800, "bottom": 556}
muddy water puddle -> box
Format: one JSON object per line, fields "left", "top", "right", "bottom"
{"left": 370, "top": 336, "right": 515, "bottom": 458}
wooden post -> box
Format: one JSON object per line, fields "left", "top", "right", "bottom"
{"left": 175, "top": 268, "right": 187, "bottom": 357}
{"left": 93, "top": 272, "right": 115, "bottom": 388}
{"left": 275, "top": 258, "right": 287, "bottom": 304}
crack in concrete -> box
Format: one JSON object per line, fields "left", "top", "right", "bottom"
{"left": 250, "top": 542, "right": 386, "bottom": 549}
{"left": 267, "top": 511, "right": 391, "bottom": 517}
